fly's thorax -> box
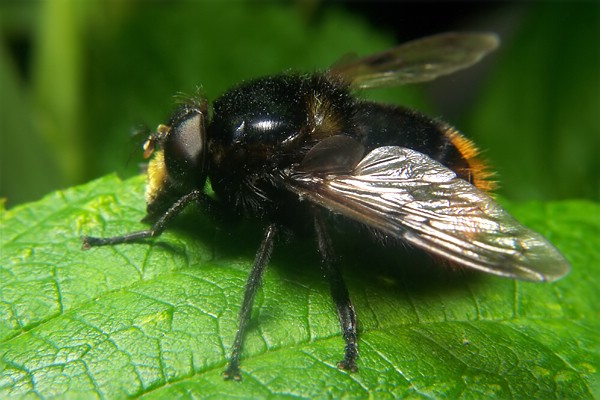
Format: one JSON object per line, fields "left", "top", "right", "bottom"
{"left": 206, "top": 73, "right": 355, "bottom": 214}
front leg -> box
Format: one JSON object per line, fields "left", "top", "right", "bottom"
{"left": 82, "top": 189, "right": 203, "bottom": 248}
{"left": 313, "top": 208, "right": 358, "bottom": 372}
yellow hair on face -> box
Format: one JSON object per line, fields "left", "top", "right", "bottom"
{"left": 145, "top": 150, "right": 167, "bottom": 204}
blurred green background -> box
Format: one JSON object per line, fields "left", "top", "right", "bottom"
{"left": 1, "top": 0, "right": 598, "bottom": 207}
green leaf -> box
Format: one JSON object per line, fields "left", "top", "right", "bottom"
{"left": 1, "top": 176, "right": 598, "bottom": 398}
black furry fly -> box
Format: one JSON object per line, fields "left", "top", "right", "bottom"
{"left": 83, "top": 32, "right": 570, "bottom": 380}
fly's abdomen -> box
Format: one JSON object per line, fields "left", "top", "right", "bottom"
{"left": 352, "top": 101, "right": 493, "bottom": 191}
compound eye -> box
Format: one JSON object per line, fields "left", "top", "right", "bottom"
{"left": 164, "top": 109, "right": 206, "bottom": 184}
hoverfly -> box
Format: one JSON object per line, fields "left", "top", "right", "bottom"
{"left": 83, "top": 32, "right": 570, "bottom": 380}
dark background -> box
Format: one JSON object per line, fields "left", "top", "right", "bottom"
{"left": 1, "top": 0, "right": 598, "bottom": 207}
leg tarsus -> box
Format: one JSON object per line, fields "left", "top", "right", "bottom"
{"left": 338, "top": 342, "right": 359, "bottom": 372}
{"left": 223, "top": 365, "right": 242, "bottom": 382}
{"left": 81, "top": 230, "right": 154, "bottom": 249}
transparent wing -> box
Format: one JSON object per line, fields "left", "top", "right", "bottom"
{"left": 329, "top": 32, "right": 499, "bottom": 89}
{"left": 285, "top": 145, "right": 570, "bottom": 282}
